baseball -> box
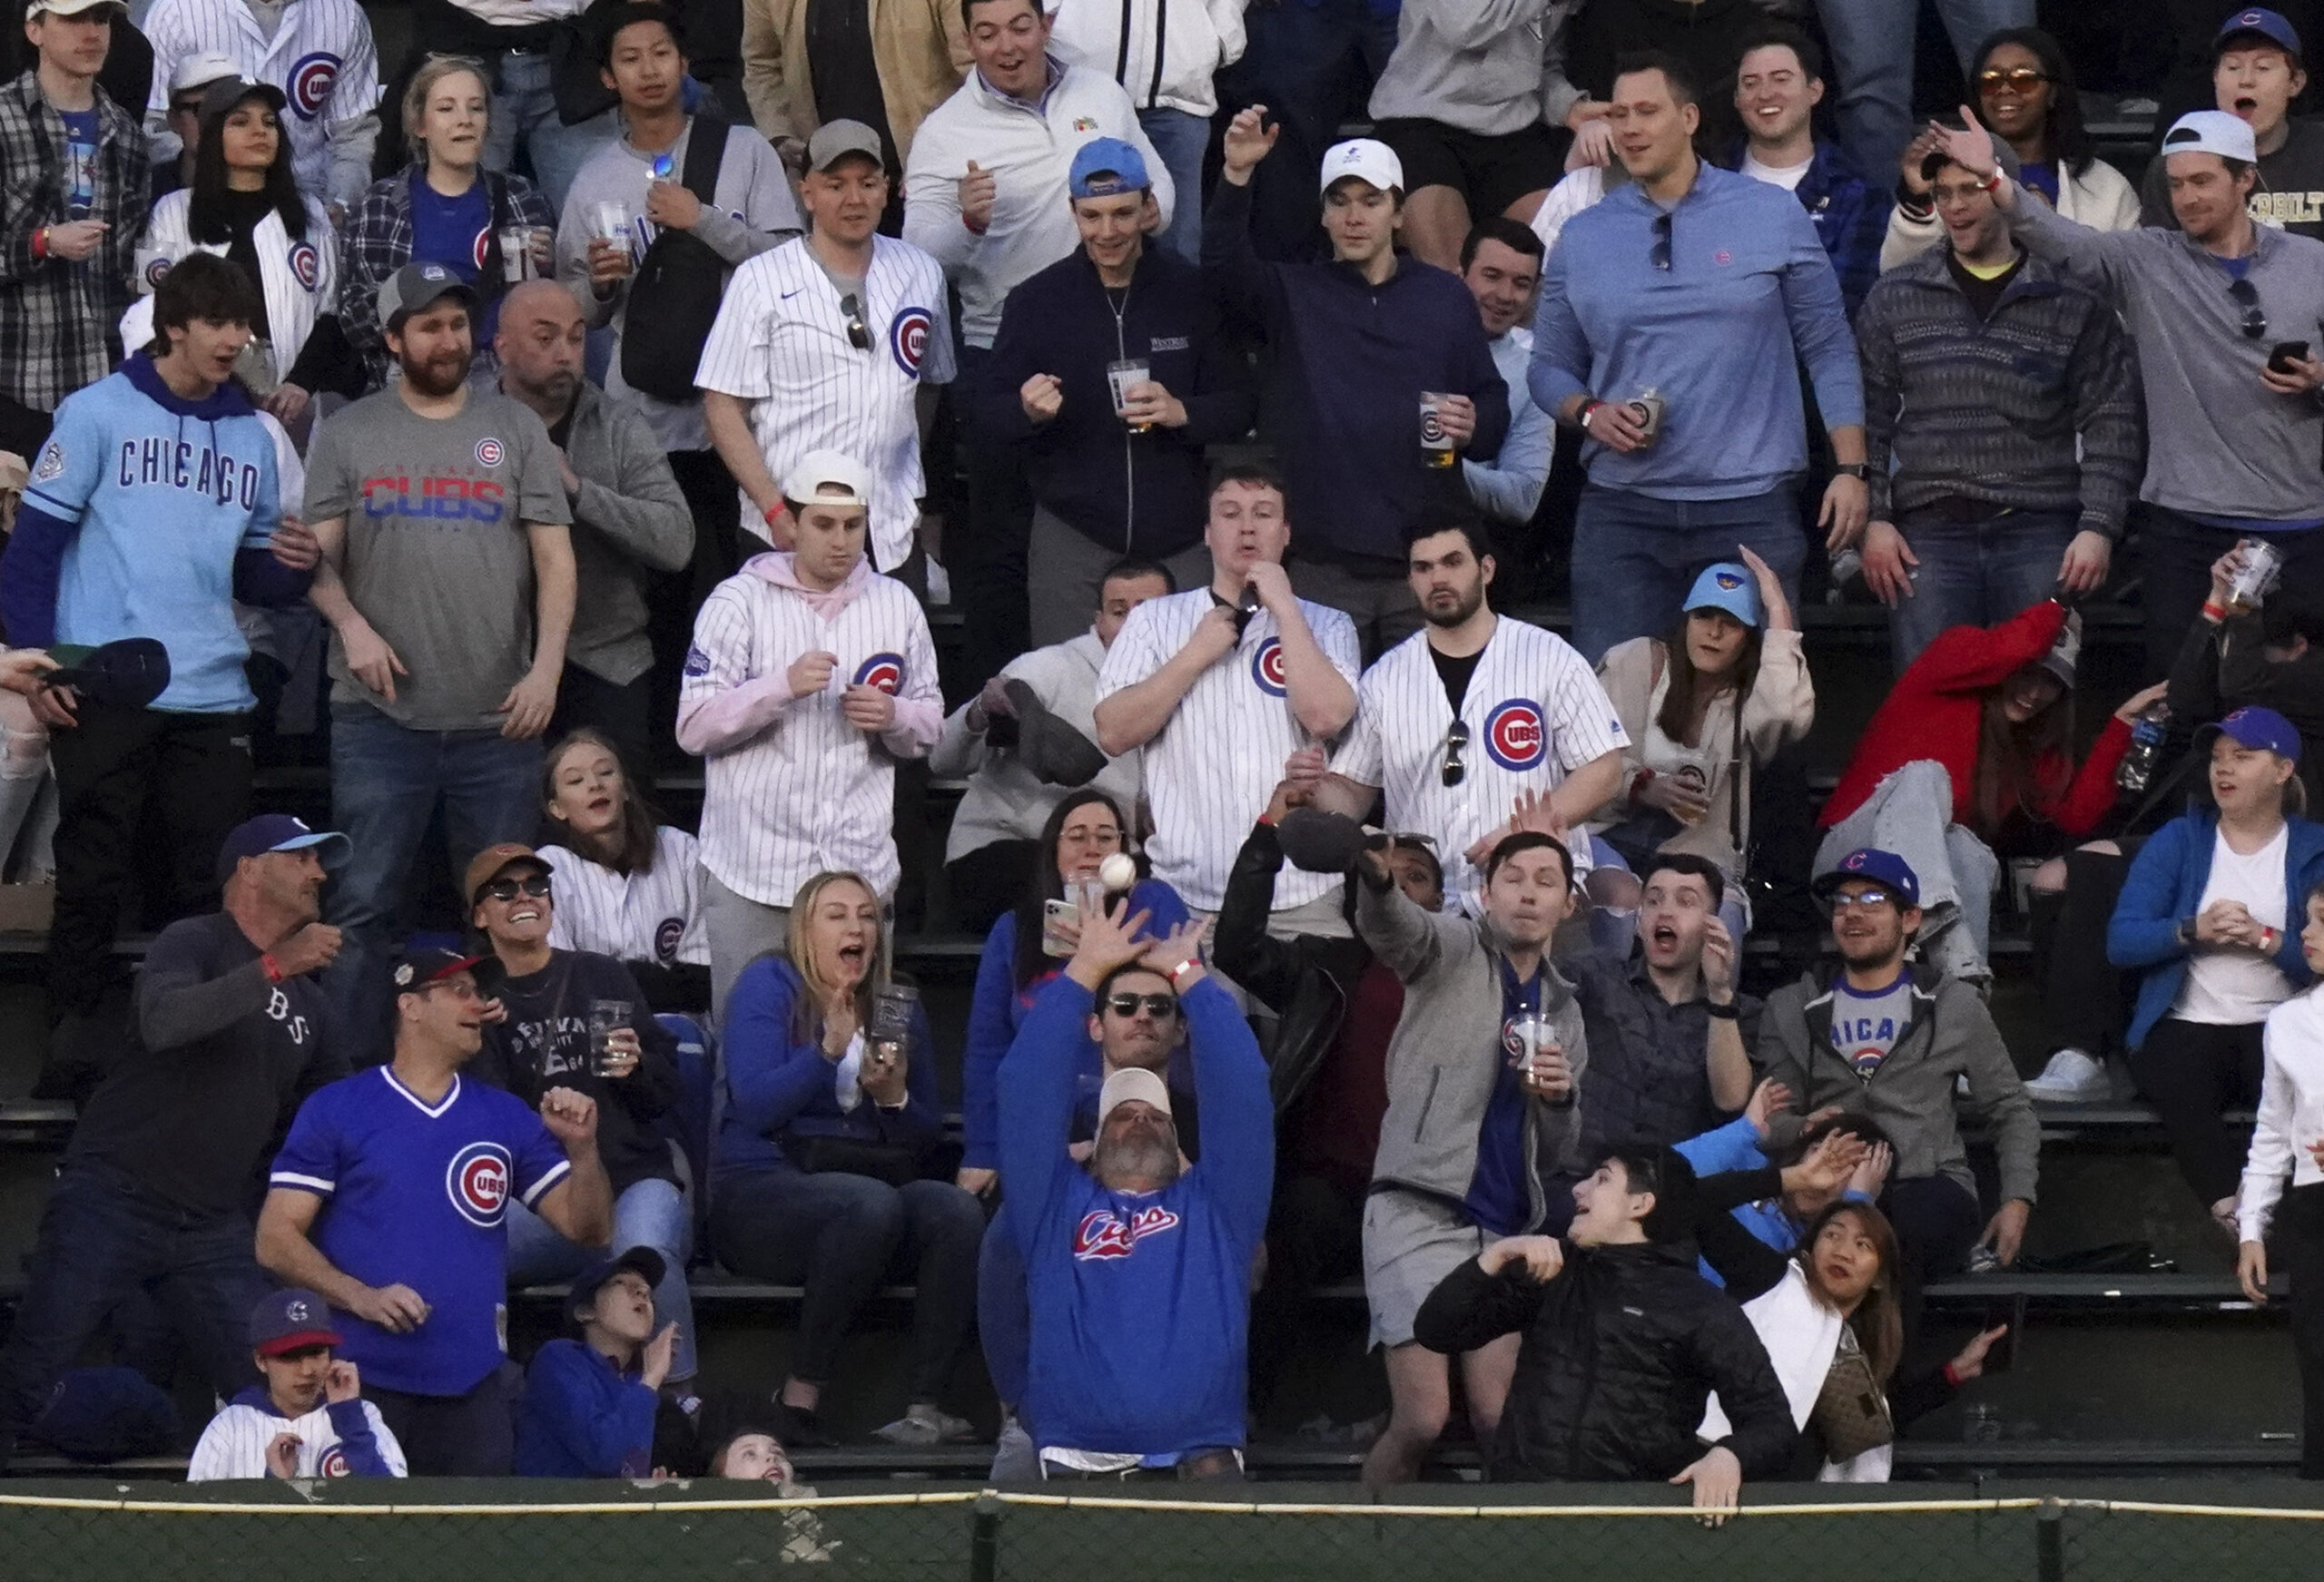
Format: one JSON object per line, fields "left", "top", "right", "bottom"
{"left": 1098, "top": 853, "right": 1137, "bottom": 892}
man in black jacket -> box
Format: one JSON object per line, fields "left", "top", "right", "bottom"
{"left": 980, "top": 136, "right": 1256, "bottom": 649}
{"left": 1412, "top": 1145, "right": 1795, "bottom": 1518}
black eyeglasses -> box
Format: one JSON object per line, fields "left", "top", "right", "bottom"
{"left": 841, "top": 291, "right": 871, "bottom": 351}
{"left": 481, "top": 875, "right": 552, "bottom": 902}
{"left": 1649, "top": 211, "right": 1672, "bottom": 271}
{"left": 1977, "top": 67, "right": 2052, "bottom": 93}
{"left": 2230, "top": 277, "right": 2268, "bottom": 340}
{"left": 1442, "top": 719, "right": 1470, "bottom": 788}
{"left": 1105, "top": 992, "right": 1179, "bottom": 1019}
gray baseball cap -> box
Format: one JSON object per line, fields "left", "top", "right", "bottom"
{"left": 807, "top": 119, "right": 885, "bottom": 172}
{"left": 377, "top": 260, "right": 476, "bottom": 329}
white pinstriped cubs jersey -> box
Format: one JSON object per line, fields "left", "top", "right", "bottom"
{"left": 540, "top": 828, "right": 710, "bottom": 968}
{"left": 1334, "top": 617, "right": 1630, "bottom": 908}
{"left": 143, "top": 0, "right": 381, "bottom": 203}
{"left": 682, "top": 569, "right": 941, "bottom": 908}
{"left": 694, "top": 235, "right": 955, "bottom": 574}
{"left": 1096, "top": 589, "right": 1362, "bottom": 912}
{"left": 186, "top": 1397, "right": 408, "bottom": 1480}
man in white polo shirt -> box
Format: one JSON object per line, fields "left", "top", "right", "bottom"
{"left": 675, "top": 448, "right": 942, "bottom": 1015}
{"left": 1094, "top": 463, "right": 1359, "bottom": 931}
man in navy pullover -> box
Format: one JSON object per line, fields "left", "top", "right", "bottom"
{"left": 0, "top": 251, "right": 315, "bottom": 1076}
{"left": 1206, "top": 117, "right": 1509, "bottom": 658}
{"left": 982, "top": 138, "right": 1255, "bottom": 648}
{"left": 999, "top": 900, "right": 1272, "bottom": 1479}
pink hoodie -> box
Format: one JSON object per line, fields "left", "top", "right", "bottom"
{"left": 674, "top": 554, "right": 943, "bottom": 758}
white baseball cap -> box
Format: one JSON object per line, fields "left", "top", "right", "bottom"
{"left": 1096, "top": 1066, "right": 1172, "bottom": 1128}
{"left": 2160, "top": 108, "right": 2260, "bottom": 164}
{"left": 168, "top": 49, "right": 241, "bottom": 95}
{"left": 785, "top": 448, "right": 873, "bottom": 510}
{"left": 26, "top": 0, "right": 123, "bottom": 15}
{"left": 1320, "top": 137, "right": 1403, "bottom": 197}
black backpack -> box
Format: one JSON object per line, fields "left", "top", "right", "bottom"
{"left": 620, "top": 116, "right": 734, "bottom": 403}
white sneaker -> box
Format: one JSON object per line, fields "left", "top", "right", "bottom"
{"left": 873, "top": 1403, "right": 977, "bottom": 1446}
{"left": 989, "top": 1414, "right": 1038, "bottom": 1482}
{"left": 2024, "top": 1048, "right": 2111, "bottom": 1103}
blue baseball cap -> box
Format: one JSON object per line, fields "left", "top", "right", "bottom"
{"left": 2198, "top": 703, "right": 2302, "bottom": 762}
{"left": 569, "top": 1246, "right": 666, "bottom": 1326}
{"left": 1811, "top": 848, "right": 1921, "bottom": 909}
{"left": 215, "top": 814, "right": 350, "bottom": 885}
{"left": 2217, "top": 6, "right": 2302, "bottom": 60}
{"left": 1068, "top": 137, "right": 1149, "bottom": 199}
{"left": 249, "top": 1288, "right": 341, "bottom": 1356}
{"left": 1683, "top": 563, "right": 1764, "bottom": 628}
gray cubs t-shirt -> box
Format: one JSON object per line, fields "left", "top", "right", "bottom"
{"left": 305, "top": 388, "right": 571, "bottom": 731}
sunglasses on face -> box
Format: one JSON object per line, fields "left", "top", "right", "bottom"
{"left": 482, "top": 875, "right": 552, "bottom": 902}
{"left": 1977, "top": 67, "right": 2051, "bottom": 93}
{"left": 2230, "top": 277, "right": 2268, "bottom": 340}
{"left": 1649, "top": 211, "right": 1673, "bottom": 271}
{"left": 1105, "top": 992, "right": 1179, "bottom": 1020}
{"left": 1442, "top": 719, "right": 1470, "bottom": 788}
{"left": 841, "top": 291, "right": 871, "bottom": 351}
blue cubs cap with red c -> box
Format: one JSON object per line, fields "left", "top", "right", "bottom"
{"left": 2197, "top": 704, "right": 2302, "bottom": 763}
{"left": 1810, "top": 848, "right": 1921, "bottom": 909}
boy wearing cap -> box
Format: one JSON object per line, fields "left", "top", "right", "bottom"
{"left": 515, "top": 1247, "right": 678, "bottom": 1477}
{"left": 0, "top": 0, "right": 146, "bottom": 462}
{"left": 1758, "top": 848, "right": 2039, "bottom": 1284}
{"left": 980, "top": 135, "right": 1253, "bottom": 646}
{"left": 1207, "top": 113, "right": 1509, "bottom": 656}
{"left": 0, "top": 811, "right": 348, "bottom": 1466}
{"left": 257, "top": 947, "right": 613, "bottom": 1475}
{"left": 302, "top": 260, "right": 576, "bottom": 1066}
{"left": 699, "top": 118, "right": 950, "bottom": 581}
{"left": 677, "top": 448, "right": 941, "bottom": 1014}
{"left": 151, "top": 48, "right": 235, "bottom": 198}
{"left": 1935, "top": 107, "right": 2324, "bottom": 675}
{"left": 2, "top": 251, "right": 314, "bottom": 1038}
{"left": 187, "top": 1288, "right": 408, "bottom": 1479}
{"left": 2142, "top": 9, "right": 2324, "bottom": 241}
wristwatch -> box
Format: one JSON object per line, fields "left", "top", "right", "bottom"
{"left": 1834, "top": 463, "right": 1869, "bottom": 479}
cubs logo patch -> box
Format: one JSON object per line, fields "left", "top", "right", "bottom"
{"left": 888, "top": 306, "right": 933, "bottom": 376}
{"left": 32, "top": 441, "right": 64, "bottom": 482}
{"left": 288, "top": 241, "right": 320, "bottom": 291}
{"left": 143, "top": 252, "right": 172, "bottom": 290}
{"left": 1250, "top": 638, "right": 1287, "bottom": 697}
{"left": 654, "top": 917, "right": 686, "bottom": 964}
{"left": 288, "top": 52, "right": 341, "bottom": 122}
{"left": 319, "top": 1446, "right": 351, "bottom": 1477}
{"left": 1071, "top": 116, "right": 1098, "bottom": 132}
{"left": 682, "top": 644, "right": 711, "bottom": 677}
{"left": 475, "top": 437, "right": 505, "bottom": 467}
{"left": 1482, "top": 699, "right": 1547, "bottom": 771}
{"left": 852, "top": 653, "right": 905, "bottom": 694}
{"left": 472, "top": 227, "right": 493, "bottom": 272}
{"left": 1072, "top": 1204, "right": 1181, "bottom": 1260}
{"left": 1712, "top": 569, "right": 1746, "bottom": 591}
{"left": 445, "top": 1141, "right": 512, "bottom": 1228}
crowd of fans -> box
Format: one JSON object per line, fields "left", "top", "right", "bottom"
{"left": 0, "top": 0, "right": 2317, "bottom": 1511}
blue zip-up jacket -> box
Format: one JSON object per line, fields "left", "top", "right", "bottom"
{"left": 713, "top": 957, "right": 944, "bottom": 1178}
{"left": 515, "top": 1338, "right": 655, "bottom": 1478}
{"left": 1674, "top": 1114, "right": 1872, "bottom": 1286}
{"left": 961, "top": 878, "right": 1190, "bottom": 1171}
{"left": 1531, "top": 162, "right": 1864, "bottom": 501}
{"left": 979, "top": 248, "right": 1256, "bottom": 560}
{"left": 1204, "top": 176, "right": 1509, "bottom": 565}
{"left": 2109, "top": 808, "right": 2324, "bottom": 1049}
{"left": 1, "top": 351, "right": 305, "bottom": 712}
{"left": 1719, "top": 139, "right": 1889, "bottom": 318}
{"left": 1000, "top": 973, "right": 1272, "bottom": 1459}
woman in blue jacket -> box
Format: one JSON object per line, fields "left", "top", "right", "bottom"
{"left": 2110, "top": 707, "right": 2324, "bottom": 1232}
{"left": 709, "top": 870, "right": 984, "bottom": 1449}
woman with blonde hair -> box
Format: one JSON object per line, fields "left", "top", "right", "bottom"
{"left": 711, "top": 870, "right": 984, "bottom": 1448}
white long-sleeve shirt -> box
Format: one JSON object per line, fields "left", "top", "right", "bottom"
{"left": 2239, "top": 989, "right": 2324, "bottom": 1243}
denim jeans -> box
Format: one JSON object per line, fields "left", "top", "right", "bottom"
{"left": 1138, "top": 106, "right": 1208, "bottom": 265}
{"left": 323, "top": 703, "right": 545, "bottom": 1066}
{"left": 1216, "top": 0, "right": 1399, "bottom": 260}
{"left": 1815, "top": 0, "right": 2034, "bottom": 190}
{"left": 481, "top": 49, "right": 619, "bottom": 213}
{"left": 0, "top": 1159, "right": 268, "bottom": 1450}
{"left": 1815, "top": 760, "right": 2001, "bottom": 982}
{"left": 507, "top": 1177, "right": 697, "bottom": 1381}
{"left": 1886, "top": 511, "right": 2079, "bottom": 673}
{"left": 1570, "top": 485, "right": 1807, "bottom": 663}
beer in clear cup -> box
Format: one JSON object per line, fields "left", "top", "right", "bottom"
{"left": 1107, "top": 359, "right": 1153, "bottom": 432}
{"left": 1420, "top": 391, "right": 1456, "bottom": 467}
{"left": 2227, "top": 537, "right": 2285, "bottom": 614}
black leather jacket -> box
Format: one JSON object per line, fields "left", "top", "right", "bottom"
{"left": 1212, "top": 821, "right": 1366, "bottom": 1115}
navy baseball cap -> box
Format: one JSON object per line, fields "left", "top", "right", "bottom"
{"left": 46, "top": 637, "right": 170, "bottom": 710}
{"left": 1068, "top": 136, "right": 1149, "bottom": 198}
{"left": 1683, "top": 563, "right": 1764, "bottom": 628}
{"left": 215, "top": 814, "right": 351, "bottom": 885}
{"left": 2197, "top": 703, "right": 2303, "bottom": 762}
{"left": 569, "top": 1246, "right": 666, "bottom": 1324}
{"left": 250, "top": 1288, "right": 341, "bottom": 1356}
{"left": 1811, "top": 848, "right": 1922, "bottom": 908}
{"left": 390, "top": 944, "right": 487, "bottom": 991}
{"left": 2217, "top": 6, "right": 2302, "bottom": 59}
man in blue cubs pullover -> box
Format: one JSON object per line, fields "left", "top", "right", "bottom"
{"left": 999, "top": 899, "right": 1272, "bottom": 1479}
{"left": 0, "top": 251, "right": 314, "bottom": 1063}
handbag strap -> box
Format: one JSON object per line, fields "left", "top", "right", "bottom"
{"left": 679, "top": 116, "right": 731, "bottom": 208}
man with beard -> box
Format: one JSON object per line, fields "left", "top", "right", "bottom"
{"left": 997, "top": 901, "right": 1271, "bottom": 1479}
{"left": 1757, "top": 849, "right": 2039, "bottom": 1282}
{"left": 303, "top": 260, "right": 576, "bottom": 1065}
{"left": 494, "top": 280, "right": 692, "bottom": 775}
{"left": 0, "top": 814, "right": 350, "bottom": 1467}
{"left": 1315, "top": 516, "right": 1626, "bottom": 913}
